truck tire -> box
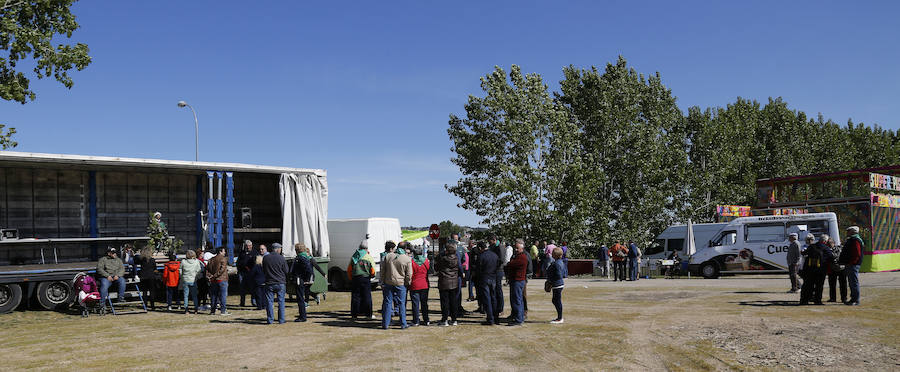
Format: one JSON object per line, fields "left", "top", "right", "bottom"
{"left": 701, "top": 261, "right": 720, "bottom": 279}
{"left": 36, "top": 281, "right": 75, "bottom": 311}
{"left": 329, "top": 268, "right": 347, "bottom": 291}
{"left": 0, "top": 283, "right": 23, "bottom": 314}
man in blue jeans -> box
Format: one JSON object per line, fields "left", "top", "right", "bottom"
{"left": 504, "top": 239, "right": 528, "bottom": 326}
{"left": 207, "top": 247, "right": 231, "bottom": 315}
{"left": 263, "top": 243, "right": 289, "bottom": 324}
{"left": 839, "top": 226, "right": 863, "bottom": 306}
{"left": 380, "top": 243, "right": 412, "bottom": 329}
{"left": 97, "top": 247, "right": 126, "bottom": 306}
{"left": 627, "top": 241, "right": 640, "bottom": 281}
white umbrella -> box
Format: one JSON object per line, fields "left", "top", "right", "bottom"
{"left": 685, "top": 218, "right": 697, "bottom": 256}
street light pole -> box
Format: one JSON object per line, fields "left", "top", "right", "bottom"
{"left": 177, "top": 101, "right": 199, "bottom": 161}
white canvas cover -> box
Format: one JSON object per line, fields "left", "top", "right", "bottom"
{"left": 279, "top": 173, "right": 330, "bottom": 258}
{"left": 685, "top": 218, "right": 696, "bottom": 257}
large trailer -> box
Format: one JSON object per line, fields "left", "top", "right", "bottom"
{"left": 0, "top": 151, "right": 329, "bottom": 314}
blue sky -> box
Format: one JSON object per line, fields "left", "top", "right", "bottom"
{"left": 3, "top": 1, "right": 898, "bottom": 227}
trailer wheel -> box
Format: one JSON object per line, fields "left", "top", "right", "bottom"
{"left": 701, "top": 262, "right": 719, "bottom": 279}
{"left": 329, "top": 268, "right": 347, "bottom": 291}
{"left": 36, "top": 281, "right": 75, "bottom": 310}
{"left": 0, "top": 283, "right": 23, "bottom": 314}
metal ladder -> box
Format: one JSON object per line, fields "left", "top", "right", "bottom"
{"left": 107, "top": 277, "right": 148, "bottom": 315}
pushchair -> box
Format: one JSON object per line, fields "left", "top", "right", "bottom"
{"left": 73, "top": 272, "right": 105, "bottom": 317}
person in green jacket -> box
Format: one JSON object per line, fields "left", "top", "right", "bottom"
{"left": 180, "top": 250, "right": 202, "bottom": 314}
{"left": 347, "top": 241, "right": 375, "bottom": 320}
{"left": 98, "top": 247, "right": 126, "bottom": 305}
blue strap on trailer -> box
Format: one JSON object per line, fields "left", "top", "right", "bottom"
{"left": 214, "top": 172, "right": 223, "bottom": 253}
{"left": 206, "top": 171, "right": 215, "bottom": 247}
{"left": 225, "top": 172, "right": 235, "bottom": 263}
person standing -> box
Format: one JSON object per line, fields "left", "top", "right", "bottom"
{"left": 504, "top": 239, "right": 528, "bottom": 326}
{"left": 380, "top": 242, "right": 412, "bottom": 329}
{"left": 135, "top": 246, "right": 159, "bottom": 310}
{"left": 546, "top": 246, "right": 567, "bottom": 324}
{"left": 180, "top": 250, "right": 201, "bottom": 314}
{"left": 529, "top": 241, "right": 540, "bottom": 278}
{"left": 799, "top": 234, "right": 828, "bottom": 305}
{"left": 263, "top": 243, "right": 288, "bottom": 324}
{"left": 291, "top": 243, "right": 314, "bottom": 322}
{"left": 435, "top": 243, "right": 462, "bottom": 326}
{"left": 825, "top": 236, "right": 847, "bottom": 303}
{"left": 610, "top": 241, "right": 628, "bottom": 282}
{"left": 627, "top": 241, "right": 640, "bottom": 281}
{"left": 347, "top": 241, "right": 375, "bottom": 320}
{"left": 163, "top": 253, "right": 181, "bottom": 311}
{"left": 838, "top": 226, "right": 863, "bottom": 306}
{"left": 786, "top": 233, "right": 801, "bottom": 293}
{"left": 206, "top": 247, "right": 230, "bottom": 315}
{"left": 475, "top": 241, "right": 499, "bottom": 325}
{"left": 597, "top": 244, "right": 610, "bottom": 279}
{"left": 466, "top": 240, "right": 478, "bottom": 302}
{"left": 409, "top": 246, "right": 431, "bottom": 326}
{"left": 97, "top": 247, "right": 126, "bottom": 307}
{"left": 489, "top": 235, "right": 506, "bottom": 316}
{"left": 237, "top": 240, "right": 257, "bottom": 308}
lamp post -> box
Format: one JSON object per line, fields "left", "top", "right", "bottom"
{"left": 177, "top": 100, "right": 199, "bottom": 162}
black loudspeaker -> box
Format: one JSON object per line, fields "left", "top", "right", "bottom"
{"left": 241, "top": 207, "right": 252, "bottom": 228}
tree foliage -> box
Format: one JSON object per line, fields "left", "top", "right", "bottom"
{"left": 448, "top": 56, "right": 900, "bottom": 258}
{"left": 1, "top": 0, "right": 91, "bottom": 148}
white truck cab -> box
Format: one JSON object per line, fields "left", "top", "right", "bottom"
{"left": 688, "top": 213, "right": 840, "bottom": 279}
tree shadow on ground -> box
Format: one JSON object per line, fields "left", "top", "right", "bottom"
{"left": 732, "top": 300, "right": 802, "bottom": 307}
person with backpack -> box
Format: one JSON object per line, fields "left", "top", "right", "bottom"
{"left": 347, "top": 241, "right": 375, "bottom": 320}
{"left": 291, "top": 243, "right": 314, "bottom": 322}
{"left": 838, "top": 226, "right": 863, "bottom": 306}
{"left": 163, "top": 253, "right": 181, "bottom": 311}
{"left": 409, "top": 245, "right": 431, "bottom": 326}
{"left": 546, "top": 246, "right": 567, "bottom": 324}
{"left": 799, "top": 234, "right": 831, "bottom": 305}
{"left": 610, "top": 241, "right": 628, "bottom": 282}
{"left": 180, "top": 249, "right": 201, "bottom": 314}
{"left": 825, "top": 236, "right": 847, "bottom": 303}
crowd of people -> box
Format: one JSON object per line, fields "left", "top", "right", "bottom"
{"left": 593, "top": 240, "right": 643, "bottom": 281}
{"left": 786, "top": 225, "right": 863, "bottom": 306}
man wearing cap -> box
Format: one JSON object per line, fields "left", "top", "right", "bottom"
{"left": 838, "top": 226, "right": 863, "bottom": 306}
{"left": 786, "top": 233, "right": 801, "bottom": 293}
{"left": 97, "top": 247, "right": 126, "bottom": 306}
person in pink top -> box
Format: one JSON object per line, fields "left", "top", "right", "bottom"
{"left": 409, "top": 245, "right": 431, "bottom": 326}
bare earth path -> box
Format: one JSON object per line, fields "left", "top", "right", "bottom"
{"left": 0, "top": 272, "right": 897, "bottom": 371}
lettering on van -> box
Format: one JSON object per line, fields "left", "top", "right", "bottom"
{"left": 767, "top": 244, "right": 790, "bottom": 254}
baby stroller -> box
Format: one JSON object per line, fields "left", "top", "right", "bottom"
{"left": 73, "top": 272, "right": 105, "bottom": 317}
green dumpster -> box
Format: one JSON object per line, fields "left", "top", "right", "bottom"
{"left": 309, "top": 256, "right": 329, "bottom": 295}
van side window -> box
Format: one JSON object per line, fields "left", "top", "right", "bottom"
{"left": 667, "top": 239, "right": 684, "bottom": 252}
{"left": 745, "top": 223, "right": 785, "bottom": 243}
{"left": 714, "top": 231, "right": 737, "bottom": 246}
{"left": 645, "top": 239, "right": 665, "bottom": 256}
{"left": 787, "top": 220, "right": 828, "bottom": 240}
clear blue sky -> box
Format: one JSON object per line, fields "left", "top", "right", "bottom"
{"left": 3, "top": 1, "right": 898, "bottom": 227}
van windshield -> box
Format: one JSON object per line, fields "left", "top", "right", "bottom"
{"left": 713, "top": 231, "right": 737, "bottom": 246}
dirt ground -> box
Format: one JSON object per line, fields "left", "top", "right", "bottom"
{"left": 1, "top": 272, "right": 898, "bottom": 371}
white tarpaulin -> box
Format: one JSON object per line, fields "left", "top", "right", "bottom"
{"left": 279, "top": 173, "right": 330, "bottom": 258}
{"left": 686, "top": 218, "right": 696, "bottom": 256}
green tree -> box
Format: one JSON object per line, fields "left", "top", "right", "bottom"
{"left": 1, "top": 0, "right": 92, "bottom": 147}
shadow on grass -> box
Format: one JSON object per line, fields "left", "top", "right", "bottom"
{"left": 732, "top": 300, "right": 801, "bottom": 307}
{"left": 731, "top": 291, "right": 774, "bottom": 294}
{"left": 209, "top": 317, "right": 270, "bottom": 325}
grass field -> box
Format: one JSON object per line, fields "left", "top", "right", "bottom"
{"left": 1, "top": 273, "right": 898, "bottom": 371}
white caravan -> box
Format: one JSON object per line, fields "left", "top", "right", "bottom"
{"left": 326, "top": 218, "right": 402, "bottom": 289}
{"left": 688, "top": 213, "right": 840, "bottom": 279}
{"left": 647, "top": 223, "right": 728, "bottom": 260}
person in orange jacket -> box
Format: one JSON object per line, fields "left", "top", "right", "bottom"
{"left": 163, "top": 253, "right": 181, "bottom": 311}
{"left": 610, "top": 241, "right": 629, "bottom": 282}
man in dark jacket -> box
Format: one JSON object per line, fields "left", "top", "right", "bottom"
{"left": 435, "top": 245, "right": 462, "bottom": 326}
{"left": 627, "top": 241, "right": 639, "bottom": 281}
{"left": 838, "top": 226, "right": 863, "bottom": 305}
{"left": 476, "top": 242, "right": 499, "bottom": 325}
{"left": 263, "top": 243, "right": 289, "bottom": 324}
{"left": 799, "top": 234, "right": 832, "bottom": 305}
{"left": 291, "top": 243, "right": 314, "bottom": 322}
{"left": 505, "top": 239, "right": 529, "bottom": 326}
{"left": 236, "top": 240, "right": 257, "bottom": 308}
{"left": 488, "top": 234, "right": 505, "bottom": 316}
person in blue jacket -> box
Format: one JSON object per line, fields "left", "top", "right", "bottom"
{"left": 476, "top": 241, "right": 500, "bottom": 325}
{"left": 545, "top": 247, "right": 567, "bottom": 324}
{"left": 291, "top": 243, "right": 314, "bottom": 322}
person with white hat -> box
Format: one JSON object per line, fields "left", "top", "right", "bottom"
{"left": 786, "top": 233, "right": 801, "bottom": 293}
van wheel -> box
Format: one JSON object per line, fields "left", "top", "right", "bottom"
{"left": 36, "top": 281, "right": 75, "bottom": 311}
{"left": 329, "top": 269, "right": 347, "bottom": 291}
{"left": 701, "top": 262, "right": 719, "bottom": 279}
{"left": 0, "top": 283, "right": 23, "bottom": 314}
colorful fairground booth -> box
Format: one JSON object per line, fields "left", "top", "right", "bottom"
{"left": 753, "top": 166, "right": 900, "bottom": 273}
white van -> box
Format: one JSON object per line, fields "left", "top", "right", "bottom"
{"left": 647, "top": 223, "right": 728, "bottom": 261}
{"left": 326, "top": 218, "right": 402, "bottom": 289}
{"left": 688, "top": 213, "right": 840, "bottom": 279}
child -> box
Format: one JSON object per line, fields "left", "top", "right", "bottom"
{"left": 163, "top": 253, "right": 181, "bottom": 311}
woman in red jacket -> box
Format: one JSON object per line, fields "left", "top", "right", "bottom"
{"left": 163, "top": 253, "right": 181, "bottom": 311}
{"left": 409, "top": 246, "right": 431, "bottom": 326}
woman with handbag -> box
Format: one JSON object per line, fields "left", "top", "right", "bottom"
{"left": 545, "top": 247, "right": 567, "bottom": 324}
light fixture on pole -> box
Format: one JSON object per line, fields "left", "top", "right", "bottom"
{"left": 177, "top": 100, "right": 199, "bottom": 161}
